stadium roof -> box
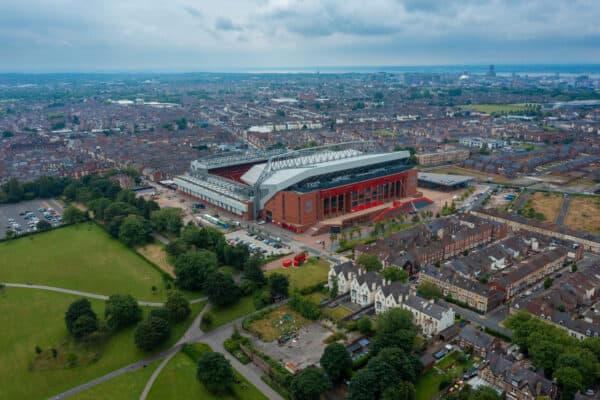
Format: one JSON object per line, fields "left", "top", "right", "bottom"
{"left": 418, "top": 172, "right": 475, "bottom": 187}
{"left": 243, "top": 150, "right": 410, "bottom": 209}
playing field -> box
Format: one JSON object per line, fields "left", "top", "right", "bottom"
{"left": 0, "top": 287, "right": 205, "bottom": 400}
{"left": 0, "top": 223, "right": 168, "bottom": 301}
{"left": 564, "top": 196, "right": 600, "bottom": 234}
{"left": 265, "top": 257, "right": 330, "bottom": 290}
{"left": 147, "top": 344, "right": 267, "bottom": 400}
{"left": 459, "top": 104, "right": 530, "bottom": 114}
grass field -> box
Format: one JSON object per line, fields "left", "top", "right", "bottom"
{"left": 564, "top": 196, "right": 600, "bottom": 234}
{"left": 207, "top": 295, "right": 257, "bottom": 331}
{"left": 322, "top": 305, "right": 353, "bottom": 322}
{"left": 147, "top": 344, "right": 267, "bottom": 400}
{"left": 460, "top": 104, "right": 529, "bottom": 114}
{"left": 136, "top": 241, "right": 174, "bottom": 278}
{"left": 0, "top": 223, "right": 168, "bottom": 301}
{"left": 71, "top": 359, "right": 161, "bottom": 400}
{"left": 265, "top": 257, "right": 330, "bottom": 290}
{"left": 0, "top": 287, "right": 205, "bottom": 400}
{"left": 528, "top": 192, "right": 564, "bottom": 223}
{"left": 248, "top": 305, "right": 311, "bottom": 342}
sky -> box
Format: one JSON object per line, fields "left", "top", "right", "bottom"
{"left": 1, "top": 0, "right": 599, "bottom": 72}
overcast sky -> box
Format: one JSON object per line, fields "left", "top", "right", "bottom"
{"left": 1, "top": 0, "right": 599, "bottom": 72}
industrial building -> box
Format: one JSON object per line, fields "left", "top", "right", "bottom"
{"left": 417, "top": 172, "right": 475, "bottom": 191}
{"left": 175, "top": 142, "right": 419, "bottom": 232}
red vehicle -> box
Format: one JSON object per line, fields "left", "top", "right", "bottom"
{"left": 282, "top": 259, "right": 292, "bottom": 268}
{"left": 293, "top": 252, "right": 307, "bottom": 267}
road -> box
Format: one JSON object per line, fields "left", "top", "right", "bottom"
{"left": 440, "top": 300, "right": 512, "bottom": 339}
{"left": 2, "top": 283, "right": 207, "bottom": 307}
{"left": 555, "top": 194, "right": 570, "bottom": 226}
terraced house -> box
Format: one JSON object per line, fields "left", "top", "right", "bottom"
{"left": 419, "top": 264, "right": 504, "bottom": 313}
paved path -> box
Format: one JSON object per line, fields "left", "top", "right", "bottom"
{"left": 2, "top": 283, "right": 206, "bottom": 307}
{"left": 556, "top": 194, "right": 570, "bottom": 226}
{"left": 151, "top": 232, "right": 170, "bottom": 245}
{"left": 511, "top": 190, "right": 531, "bottom": 213}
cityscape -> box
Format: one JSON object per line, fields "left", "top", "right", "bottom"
{"left": 1, "top": 1, "right": 600, "bottom": 400}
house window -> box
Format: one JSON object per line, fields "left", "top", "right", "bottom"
{"left": 351, "top": 290, "right": 356, "bottom": 298}
{"left": 362, "top": 295, "right": 368, "bottom": 303}
{"left": 376, "top": 301, "right": 382, "bottom": 310}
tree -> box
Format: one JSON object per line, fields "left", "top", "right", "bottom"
{"left": 105, "top": 294, "right": 142, "bottom": 330}
{"left": 269, "top": 273, "right": 289, "bottom": 299}
{"left": 65, "top": 299, "right": 97, "bottom": 338}
{"left": 134, "top": 316, "right": 170, "bottom": 351}
{"left": 150, "top": 208, "right": 183, "bottom": 235}
{"left": 174, "top": 250, "right": 218, "bottom": 290}
{"left": 571, "top": 263, "right": 577, "bottom": 273}
{"left": 357, "top": 253, "right": 382, "bottom": 272}
{"left": 243, "top": 253, "right": 266, "bottom": 286}
{"left": 62, "top": 205, "right": 86, "bottom": 224}
{"left": 358, "top": 316, "right": 373, "bottom": 334}
{"left": 372, "top": 308, "right": 417, "bottom": 355}
{"left": 320, "top": 343, "right": 352, "bottom": 383}
{"left": 118, "top": 215, "right": 151, "bottom": 246}
{"left": 348, "top": 369, "right": 377, "bottom": 400}
{"left": 149, "top": 307, "right": 170, "bottom": 321}
{"left": 417, "top": 281, "right": 442, "bottom": 301}
{"left": 330, "top": 278, "right": 338, "bottom": 299}
{"left": 376, "top": 347, "right": 421, "bottom": 383}
{"left": 290, "top": 368, "right": 331, "bottom": 400}
{"left": 165, "top": 239, "right": 188, "bottom": 258}
{"left": 368, "top": 356, "right": 401, "bottom": 396}
{"left": 205, "top": 271, "right": 240, "bottom": 307}
{"left": 196, "top": 351, "right": 234, "bottom": 393}
{"left": 382, "top": 382, "right": 416, "bottom": 400}
{"left": 382, "top": 267, "right": 408, "bottom": 283}
{"left": 544, "top": 278, "right": 553, "bottom": 290}
{"left": 164, "top": 290, "right": 191, "bottom": 322}
{"left": 36, "top": 220, "right": 52, "bottom": 232}
{"left": 468, "top": 387, "right": 503, "bottom": 400}
{"left": 71, "top": 315, "right": 98, "bottom": 339}
{"left": 554, "top": 366, "right": 583, "bottom": 400}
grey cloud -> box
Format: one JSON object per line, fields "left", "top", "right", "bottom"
{"left": 183, "top": 6, "right": 203, "bottom": 18}
{"left": 215, "top": 17, "right": 242, "bottom": 31}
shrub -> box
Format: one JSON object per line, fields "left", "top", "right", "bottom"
{"left": 288, "top": 293, "right": 320, "bottom": 320}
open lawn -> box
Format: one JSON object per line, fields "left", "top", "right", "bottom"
{"left": 0, "top": 223, "right": 168, "bottom": 301}
{"left": 0, "top": 287, "right": 205, "bottom": 400}
{"left": 265, "top": 257, "right": 330, "bottom": 290}
{"left": 207, "top": 295, "right": 256, "bottom": 331}
{"left": 136, "top": 241, "right": 174, "bottom": 278}
{"left": 71, "top": 359, "right": 161, "bottom": 400}
{"left": 564, "top": 196, "right": 600, "bottom": 234}
{"left": 322, "top": 305, "right": 353, "bottom": 322}
{"left": 147, "top": 344, "right": 267, "bottom": 400}
{"left": 248, "top": 304, "right": 311, "bottom": 342}
{"left": 459, "top": 104, "right": 530, "bottom": 114}
{"left": 528, "top": 192, "right": 564, "bottom": 223}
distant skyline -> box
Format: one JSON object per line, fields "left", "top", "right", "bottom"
{"left": 1, "top": 0, "right": 599, "bottom": 72}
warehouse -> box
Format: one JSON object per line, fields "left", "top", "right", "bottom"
{"left": 175, "top": 142, "right": 418, "bottom": 232}
{"left": 417, "top": 172, "right": 475, "bottom": 191}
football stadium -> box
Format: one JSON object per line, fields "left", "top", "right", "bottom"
{"left": 174, "top": 142, "right": 426, "bottom": 232}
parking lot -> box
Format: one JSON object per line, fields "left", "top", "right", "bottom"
{"left": 251, "top": 322, "right": 331, "bottom": 369}
{"left": 225, "top": 230, "right": 298, "bottom": 257}
{"left": 0, "top": 199, "right": 65, "bottom": 239}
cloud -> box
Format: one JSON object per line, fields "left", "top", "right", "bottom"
{"left": 214, "top": 17, "right": 242, "bottom": 31}
{"left": 0, "top": 0, "right": 598, "bottom": 71}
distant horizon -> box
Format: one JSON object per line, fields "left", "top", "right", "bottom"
{"left": 2, "top": 63, "right": 600, "bottom": 76}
